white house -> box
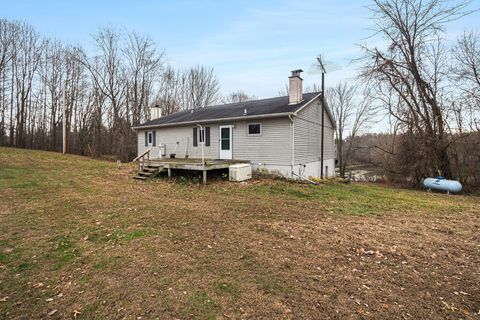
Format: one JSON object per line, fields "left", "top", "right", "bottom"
{"left": 132, "top": 70, "right": 336, "bottom": 179}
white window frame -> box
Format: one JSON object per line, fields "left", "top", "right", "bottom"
{"left": 247, "top": 123, "right": 262, "bottom": 136}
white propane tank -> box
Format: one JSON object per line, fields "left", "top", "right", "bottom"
{"left": 423, "top": 176, "right": 462, "bottom": 194}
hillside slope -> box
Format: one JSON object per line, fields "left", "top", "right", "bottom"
{"left": 0, "top": 147, "right": 479, "bottom": 319}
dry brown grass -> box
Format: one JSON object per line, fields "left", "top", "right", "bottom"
{"left": 0, "top": 147, "right": 479, "bottom": 319}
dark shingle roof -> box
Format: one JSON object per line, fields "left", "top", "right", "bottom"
{"left": 133, "top": 92, "right": 321, "bottom": 129}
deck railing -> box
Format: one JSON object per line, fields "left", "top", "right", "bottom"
{"left": 132, "top": 148, "right": 152, "bottom": 171}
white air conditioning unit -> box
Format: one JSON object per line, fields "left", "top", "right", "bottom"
{"left": 229, "top": 163, "right": 252, "bottom": 182}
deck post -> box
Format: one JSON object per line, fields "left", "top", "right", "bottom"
{"left": 167, "top": 168, "right": 172, "bottom": 179}
{"left": 202, "top": 170, "right": 207, "bottom": 184}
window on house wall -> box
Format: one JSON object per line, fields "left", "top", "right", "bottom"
{"left": 248, "top": 123, "right": 262, "bottom": 135}
{"left": 193, "top": 126, "right": 210, "bottom": 147}
{"left": 145, "top": 131, "right": 156, "bottom": 147}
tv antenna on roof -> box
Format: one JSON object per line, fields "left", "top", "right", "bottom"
{"left": 308, "top": 54, "right": 342, "bottom": 75}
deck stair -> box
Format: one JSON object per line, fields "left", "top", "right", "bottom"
{"left": 132, "top": 148, "right": 164, "bottom": 180}
{"left": 133, "top": 164, "right": 163, "bottom": 180}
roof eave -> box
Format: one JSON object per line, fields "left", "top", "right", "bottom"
{"left": 293, "top": 92, "right": 337, "bottom": 129}
{"left": 131, "top": 112, "right": 295, "bottom": 130}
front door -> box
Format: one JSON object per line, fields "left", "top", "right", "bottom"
{"left": 219, "top": 125, "right": 233, "bottom": 159}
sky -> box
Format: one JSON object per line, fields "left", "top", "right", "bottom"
{"left": 1, "top": 0, "right": 479, "bottom": 99}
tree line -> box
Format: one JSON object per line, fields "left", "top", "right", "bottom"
{"left": 0, "top": 19, "right": 256, "bottom": 161}
{"left": 326, "top": 0, "right": 479, "bottom": 189}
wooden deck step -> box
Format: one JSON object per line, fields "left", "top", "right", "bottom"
{"left": 133, "top": 166, "right": 164, "bottom": 181}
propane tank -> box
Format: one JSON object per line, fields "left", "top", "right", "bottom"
{"left": 423, "top": 176, "right": 462, "bottom": 194}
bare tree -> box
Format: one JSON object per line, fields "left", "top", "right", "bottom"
{"left": 181, "top": 65, "right": 221, "bottom": 110}
{"left": 123, "top": 32, "right": 163, "bottom": 125}
{"left": 0, "top": 19, "right": 14, "bottom": 143}
{"left": 13, "top": 22, "right": 43, "bottom": 148}
{"left": 222, "top": 90, "right": 257, "bottom": 104}
{"left": 0, "top": 18, "right": 224, "bottom": 162}
{"left": 359, "top": 0, "right": 473, "bottom": 179}
{"left": 155, "top": 67, "right": 184, "bottom": 116}
{"left": 327, "top": 82, "right": 375, "bottom": 177}
{"left": 452, "top": 30, "right": 480, "bottom": 132}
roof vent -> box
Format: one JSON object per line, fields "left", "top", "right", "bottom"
{"left": 243, "top": 108, "right": 247, "bottom": 116}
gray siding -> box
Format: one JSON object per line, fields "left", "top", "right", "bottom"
{"left": 293, "top": 98, "right": 335, "bottom": 164}
{"left": 137, "top": 117, "right": 292, "bottom": 165}
{"left": 231, "top": 118, "right": 292, "bottom": 165}
{"left": 138, "top": 125, "right": 219, "bottom": 159}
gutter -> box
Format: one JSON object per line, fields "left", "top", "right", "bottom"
{"left": 288, "top": 114, "right": 295, "bottom": 179}
{"left": 132, "top": 112, "right": 294, "bottom": 130}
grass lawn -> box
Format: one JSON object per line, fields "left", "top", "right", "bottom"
{"left": 0, "top": 147, "right": 479, "bottom": 319}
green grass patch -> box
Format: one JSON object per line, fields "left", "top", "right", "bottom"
{"left": 244, "top": 181, "right": 474, "bottom": 215}
{"left": 240, "top": 253, "right": 258, "bottom": 267}
{"left": 93, "top": 256, "right": 121, "bottom": 270}
{"left": 256, "top": 272, "right": 292, "bottom": 295}
{"left": 49, "top": 235, "right": 80, "bottom": 270}
{"left": 124, "top": 230, "right": 146, "bottom": 241}
{"left": 166, "top": 232, "right": 182, "bottom": 243}
{"left": 186, "top": 291, "right": 219, "bottom": 320}
{"left": 0, "top": 167, "right": 41, "bottom": 189}
{"left": 15, "top": 262, "right": 30, "bottom": 271}
{"left": 216, "top": 280, "right": 240, "bottom": 298}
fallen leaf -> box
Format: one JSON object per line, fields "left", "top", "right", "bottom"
{"left": 73, "top": 309, "right": 81, "bottom": 319}
{"left": 48, "top": 309, "right": 57, "bottom": 316}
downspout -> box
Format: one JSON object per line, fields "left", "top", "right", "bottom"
{"left": 196, "top": 124, "right": 205, "bottom": 164}
{"left": 288, "top": 115, "right": 295, "bottom": 178}
{"left": 321, "top": 72, "right": 325, "bottom": 178}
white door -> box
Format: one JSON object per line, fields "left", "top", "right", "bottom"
{"left": 219, "top": 125, "right": 233, "bottom": 159}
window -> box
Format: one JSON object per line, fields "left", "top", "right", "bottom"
{"left": 248, "top": 123, "right": 262, "bottom": 135}
{"left": 148, "top": 132, "right": 153, "bottom": 144}
{"left": 145, "top": 131, "right": 156, "bottom": 147}
{"left": 193, "top": 126, "right": 210, "bottom": 147}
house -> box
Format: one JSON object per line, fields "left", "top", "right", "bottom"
{"left": 132, "top": 70, "right": 336, "bottom": 179}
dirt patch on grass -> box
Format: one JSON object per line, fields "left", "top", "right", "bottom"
{"left": 0, "top": 148, "right": 479, "bottom": 319}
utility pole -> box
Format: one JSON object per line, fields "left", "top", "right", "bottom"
{"left": 317, "top": 56, "right": 326, "bottom": 179}
{"left": 62, "top": 81, "right": 67, "bottom": 154}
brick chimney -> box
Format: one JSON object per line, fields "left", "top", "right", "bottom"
{"left": 288, "top": 69, "right": 303, "bottom": 105}
{"left": 150, "top": 105, "right": 162, "bottom": 120}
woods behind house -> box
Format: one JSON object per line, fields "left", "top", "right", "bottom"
{"left": 327, "top": 0, "right": 480, "bottom": 189}
{"left": 0, "top": 21, "right": 224, "bottom": 161}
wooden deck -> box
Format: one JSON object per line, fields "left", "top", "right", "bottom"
{"left": 150, "top": 158, "right": 248, "bottom": 169}
{"left": 141, "top": 158, "right": 250, "bottom": 183}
